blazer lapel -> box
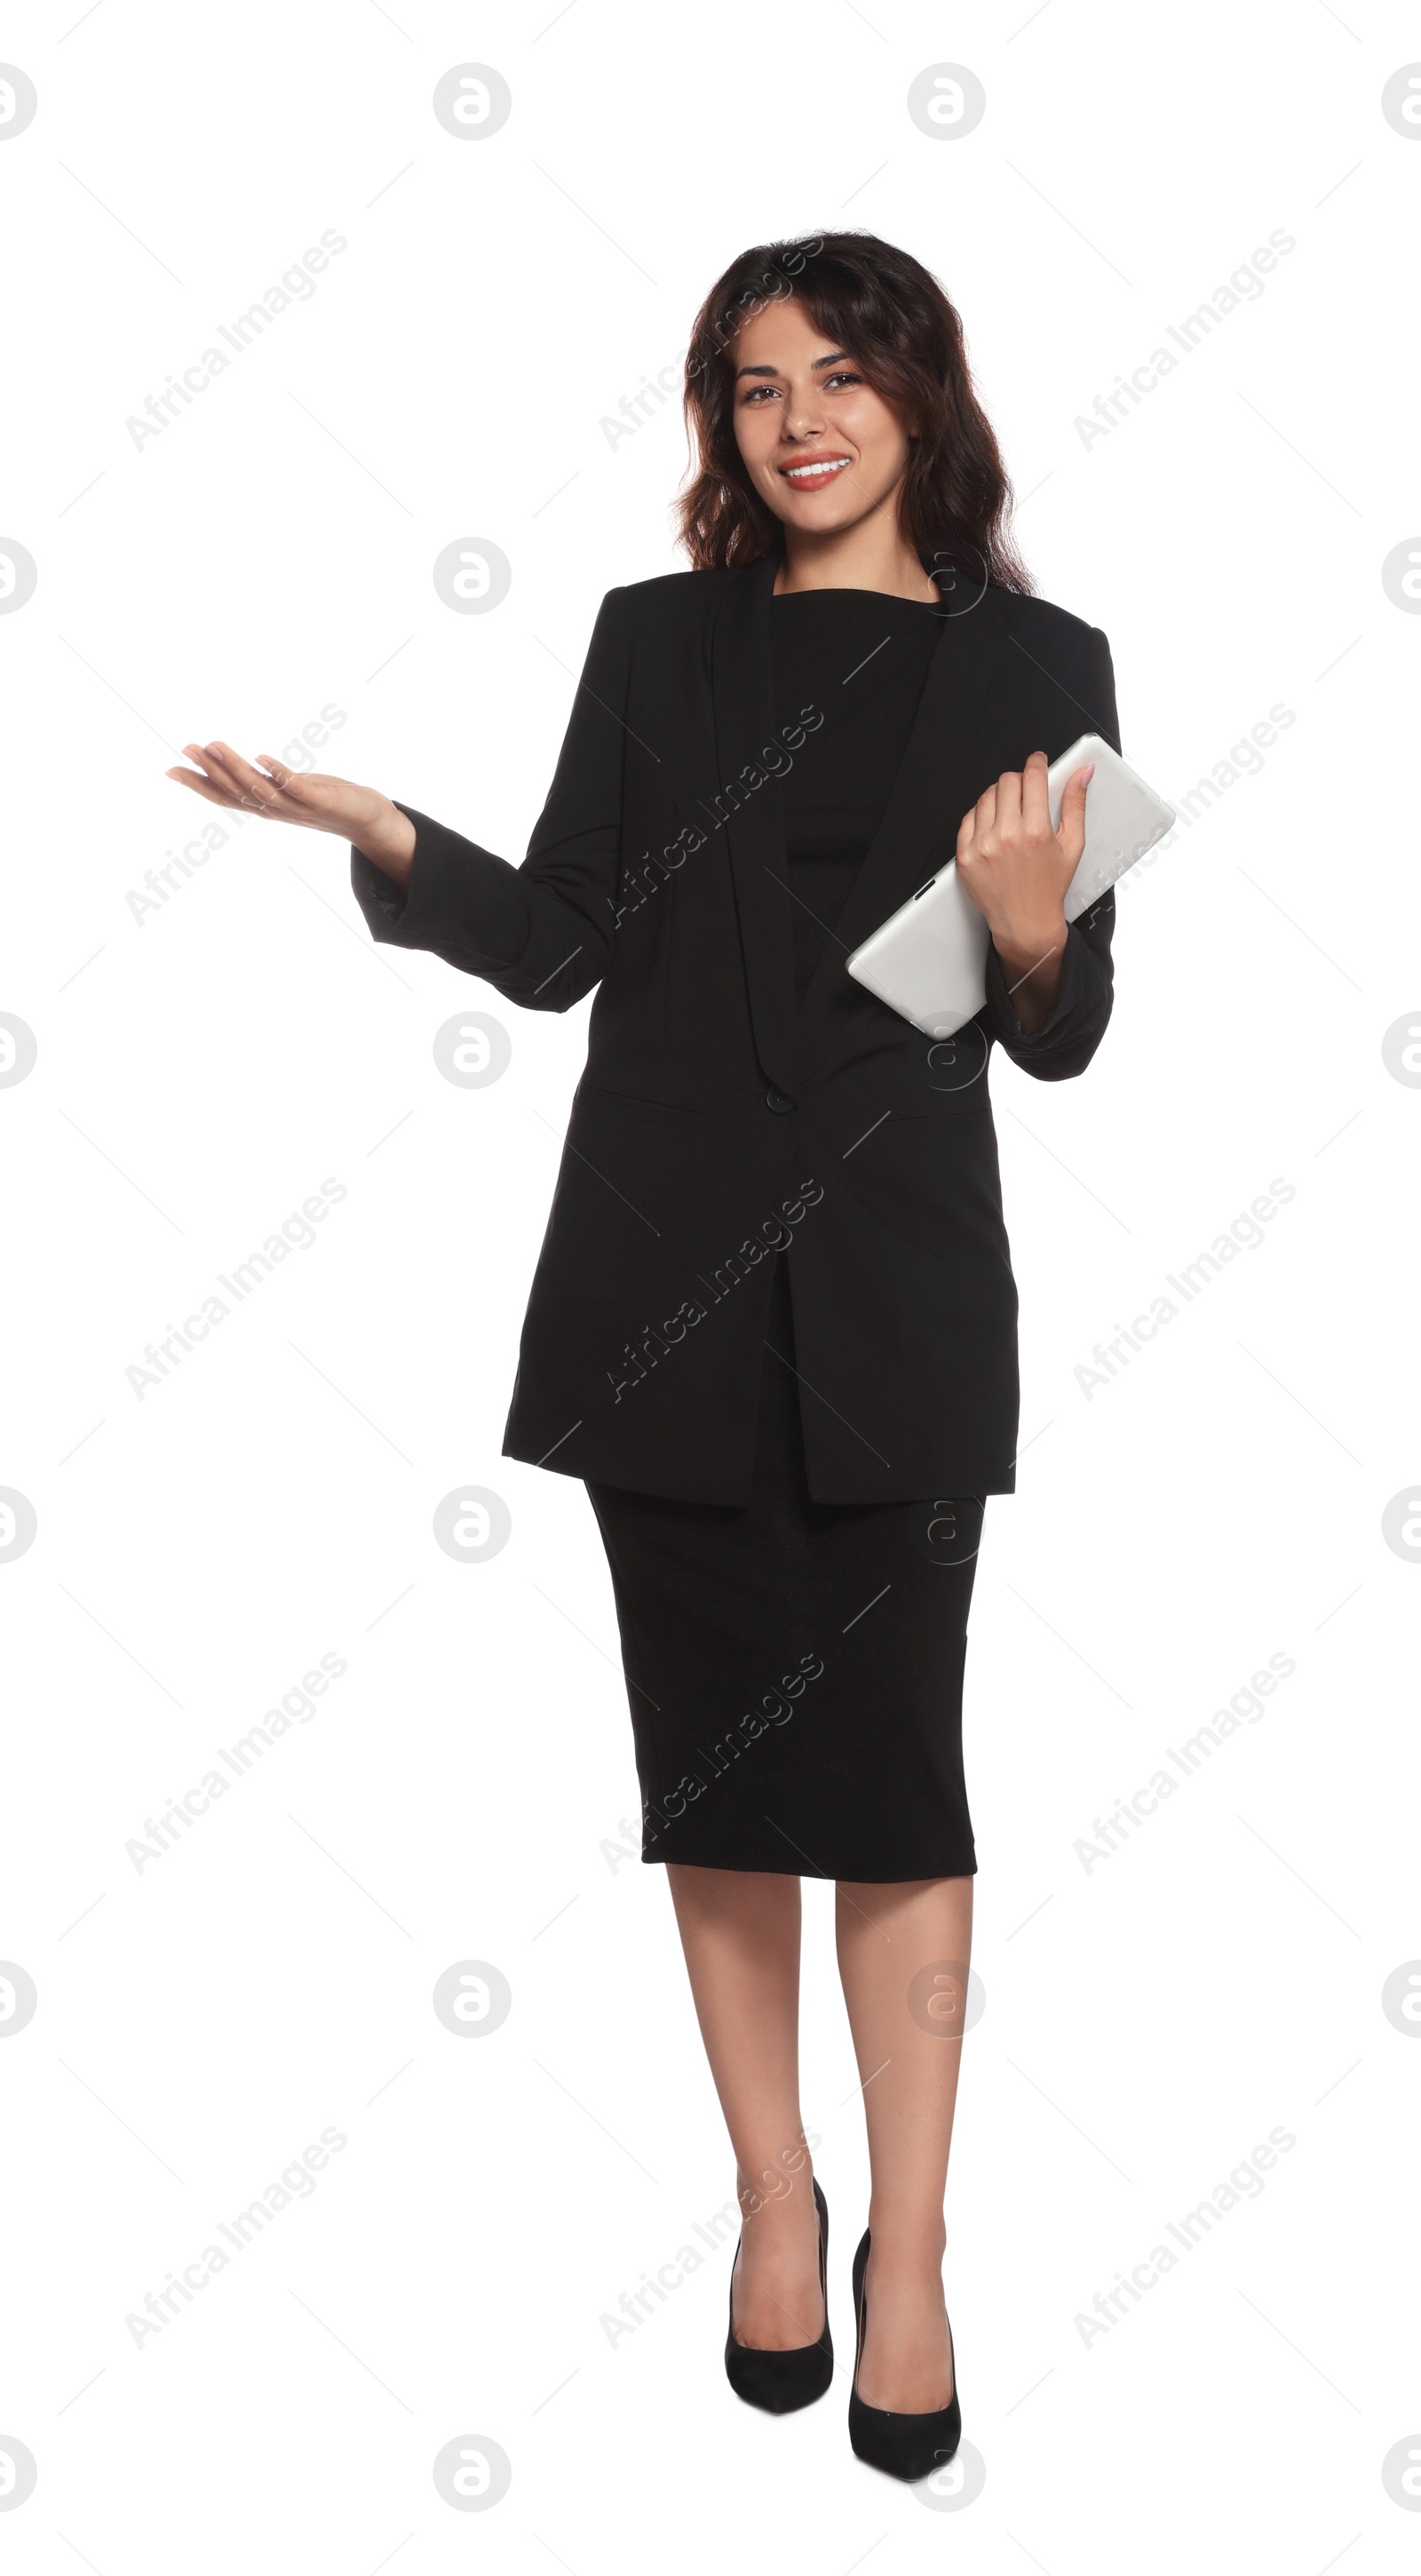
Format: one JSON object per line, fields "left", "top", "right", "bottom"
{"left": 797, "top": 583, "right": 1011, "bottom": 1085}
{"left": 709, "top": 546, "right": 799, "bottom": 1098}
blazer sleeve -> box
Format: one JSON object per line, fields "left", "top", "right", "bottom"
{"left": 980, "top": 623, "right": 1120, "bottom": 1082}
{"left": 348, "top": 584, "right": 631, "bottom": 1013}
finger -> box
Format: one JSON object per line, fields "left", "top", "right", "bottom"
{"left": 169, "top": 745, "right": 248, "bottom": 804}
{"left": 202, "top": 739, "right": 291, "bottom": 810}
{"left": 995, "top": 768, "right": 1022, "bottom": 830}
{"left": 251, "top": 754, "right": 331, "bottom": 813}
{"left": 201, "top": 739, "right": 312, "bottom": 820}
{"left": 180, "top": 739, "right": 243, "bottom": 777}
{"left": 183, "top": 740, "right": 266, "bottom": 807}
{"left": 173, "top": 742, "right": 241, "bottom": 791}
{"left": 1020, "top": 749, "right": 1051, "bottom": 836}
{"left": 1057, "top": 759, "right": 1094, "bottom": 824}
{"left": 251, "top": 753, "right": 314, "bottom": 799}
{"left": 1055, "top": 760, "right": 1095, "bottom": 860}
{"left": 166, "top": 764, "right": 245, "bottom": 810}
{"left": 973, "top": 780, "right": 997, "bottom": 834}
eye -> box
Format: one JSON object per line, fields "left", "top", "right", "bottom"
{"left": 739, "top": 383, "right": 781, "bottom": 404}
{"left": 822, "top": 370, "right": 862, "bottom": 391}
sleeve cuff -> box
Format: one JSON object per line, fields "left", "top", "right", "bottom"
{"left": 349, "top": 800, "right": 532, "bottom": 972}
{"left": 985, "top": 921, "right": 1090, "bottom": 1044}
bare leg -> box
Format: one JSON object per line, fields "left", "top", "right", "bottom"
{"left": 835, "top": 1874, "right": 973, "bottom": 2409}
{"left": 666, "top": 1863, "right": 824, "bottom": 2350}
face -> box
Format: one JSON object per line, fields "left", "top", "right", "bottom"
{"left": 729, "top": 296, "right": 917, "bottom": 539}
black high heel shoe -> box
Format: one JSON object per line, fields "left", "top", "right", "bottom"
{"left": 847, "top": 2228, "right": 961, "bottom": 2482}
{"left": 724, "top": 2177, "right": 833, "bottom": 2413}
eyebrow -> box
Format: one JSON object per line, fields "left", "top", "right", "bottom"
{"left": 733, "top": 351, "right": 852, "bottom": 380}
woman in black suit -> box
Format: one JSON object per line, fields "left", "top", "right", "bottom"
{"left": 170, "top": 231, "right": 1118, "bottom": 2482}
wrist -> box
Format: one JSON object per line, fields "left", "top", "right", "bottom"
{"left": 991, "top": 920, "right": 1067, "bottom": 983}
{"left": 354, "top": 799, "right": 417, "bottom": 887}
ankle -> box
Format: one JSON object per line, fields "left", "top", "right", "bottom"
{"left": 736, "top": 2162, "right": 818, "bottom": 2229}
{"left": 864, "top": 2218, "right": 947, "bottom": 2276}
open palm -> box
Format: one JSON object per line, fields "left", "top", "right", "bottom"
{"left": 167, "top": 741, "right": 413, "bottom": 879}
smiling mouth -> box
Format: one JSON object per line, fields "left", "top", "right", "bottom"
{"left": 780, "top": 457, "right": 852, "bottom": 487}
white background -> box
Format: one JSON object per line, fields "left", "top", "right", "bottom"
{"left": 3, "top": 0, "right": 1419, "bottom": 2565}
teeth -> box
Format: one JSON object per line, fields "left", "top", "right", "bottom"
{"left": 784, "top": 458, "right": 850, "bottom": 481}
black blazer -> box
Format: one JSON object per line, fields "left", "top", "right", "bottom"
{"left": 352, "top": 545, "right": 1121, "bottom": 1505}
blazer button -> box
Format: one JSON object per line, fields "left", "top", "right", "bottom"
{"left": 765, "top": 1087, "right": 796, "bottom": 1113}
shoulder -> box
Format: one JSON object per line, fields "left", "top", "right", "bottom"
{"left": 996, "top": 585, "right": 1108, "bottom": 655}
{"left": 612, "top": 563, "right": 747, "bottom": 624}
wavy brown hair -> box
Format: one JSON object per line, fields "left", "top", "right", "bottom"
{"left": 676, "top": 229, "right": 1032, "bottom": 594}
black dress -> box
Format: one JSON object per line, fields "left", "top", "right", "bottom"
{"left": 585, "top": 589, "right": 985, "bottom": 1883}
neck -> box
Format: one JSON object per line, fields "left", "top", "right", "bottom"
{"left": 773, "top": 490, "right": 939, "bottom": 604}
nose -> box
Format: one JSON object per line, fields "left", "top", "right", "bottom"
{"left": 782, "top": 395, "right": 825, "bottom": 442}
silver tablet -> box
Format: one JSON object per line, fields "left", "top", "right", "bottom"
{"left": 845, "top": 734, "right": 1175, "bottom": 1039}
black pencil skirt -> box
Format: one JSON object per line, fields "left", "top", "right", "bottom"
{"left": 584, "top": 1250, "right": 983, "bottom": 1882}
